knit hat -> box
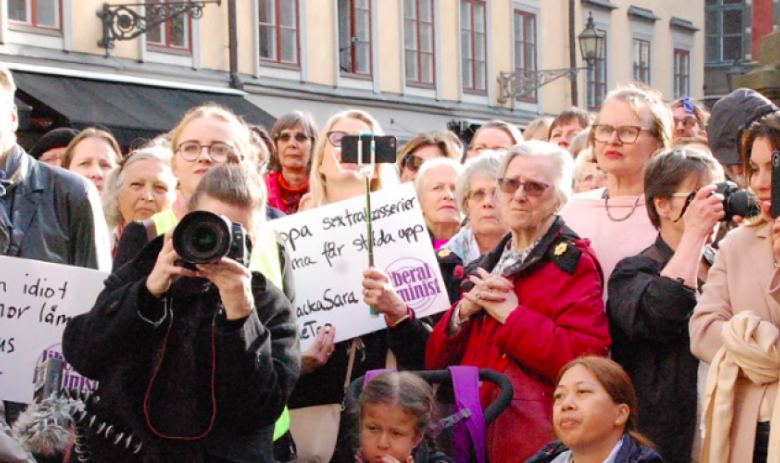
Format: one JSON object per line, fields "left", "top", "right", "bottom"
{"left": 707, "top": 88, "right": 778, "bottom": 165}
{"left": 28, "top": 128, "right": 79, "bottom": 159}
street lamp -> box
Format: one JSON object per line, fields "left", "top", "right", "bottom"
{"left": 578, "top": 13, "right": 605, "bottom": 67}
{"left": 497, "top": 12, "right": 605, "bottom": 105}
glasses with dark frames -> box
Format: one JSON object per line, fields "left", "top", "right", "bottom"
{"left": 176, "top": 142, "right": 235, "bottom": 162}
{"left": 326, "top": 131, "right": 349, "bottom": 147}
{"left": 592, "top": 124, "right": 652, "bottom": 144}
{"left": 276, "top": 132, "right": 311, "bottom": 143}
{"left": 401, "top": 154, "right": 426, "bottom": 172}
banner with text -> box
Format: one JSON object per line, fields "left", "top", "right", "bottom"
{"left": 268, "top": 183, "right": 450, "bottom": 350}
{"left": 0, "top": 257, "right": 108, "bottom": 403}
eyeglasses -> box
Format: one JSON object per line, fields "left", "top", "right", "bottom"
{"left": 497, "top": 178, "right": 550, "bottom": 197}
{"left": 326, "top": 131, "right": 349, "bottom": 147}
{"left": 401, "top": 154, "right": 425, "bottom": 172}
{"left": 592, "top": 125, "right": 652, "bottom": 144}
{"left": 176, "top": 141, "right": 235, "bottom": 162}
{"left": 671, "top": 191, "right": 696, "bottom": 222}
{"left": 276, "top": 132, "right": 311, "bottom": 143}
{"left": 466, "top": 187, "right": 497, "bottom": 203}
{"left": 674, "top": 115, "right": 699, "bottom": 129}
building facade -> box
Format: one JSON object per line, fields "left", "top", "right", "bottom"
{"left": 703, "top": 0, "right": 780, "bottom": 107}
{"left": 0, "top": 0, "right": 704, "bottom": 145}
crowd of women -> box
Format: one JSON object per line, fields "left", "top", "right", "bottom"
{"left": 3, "top": 80, "right": 780, "bottom": 463}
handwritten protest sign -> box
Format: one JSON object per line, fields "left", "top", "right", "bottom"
{"left": 267, "top": 183, "right": 450, "bottom": 351}
{"left": 0, "top": 256, "right": 108, "bottom": 403}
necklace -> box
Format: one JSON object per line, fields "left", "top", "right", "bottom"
{"left": 603, "top": 190, "right": 642, "bottom": 222}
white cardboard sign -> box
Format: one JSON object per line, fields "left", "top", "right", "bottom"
{"left": 268, "top": 183, "right": 450, "bottom": 351}
{"left": 0, "top": 256, "right": 108, "bottom": 403}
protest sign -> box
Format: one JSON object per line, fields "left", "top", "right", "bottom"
{"left": 267, "top": 182, "right": 450, "bottom": 351}
{"left": 0, "top": 256, "right": 108, "bottom": 403}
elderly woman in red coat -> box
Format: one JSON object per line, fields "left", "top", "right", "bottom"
{"left": 426, "top": 141, "right": 611, "bottom": 463}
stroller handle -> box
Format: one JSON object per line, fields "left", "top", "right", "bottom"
{"left": 350, "top": 368, "right": 513, "bottom": 425}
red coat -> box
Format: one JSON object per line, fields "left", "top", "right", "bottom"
{"left": 426, "top": 220, "right": 611, "bottom": 463}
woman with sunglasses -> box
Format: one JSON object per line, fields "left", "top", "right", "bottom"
{"left": 670, "top": 97, "right": 708, "bottom": 141}
{"left": 298, "top": 110, "right": 397, "bottom": 211}
{"left": 267, "top": 111, "right": 318, "bottom": 214}
{"left": 690, "top": 111, "right": 780, "bottom": 463}
{"left": 427, "top": 141, "right": 610, "bottom": 463}
{"left": 396, "top": 131, "right": 461, "bottom": 183}
{"left": 561, "top": 84, "right": 673, "bottom": 284}
{"left": 607, "top": 148, "right": 725, "bottom": 463}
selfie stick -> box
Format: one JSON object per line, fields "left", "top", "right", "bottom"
{"left": 358, "top": 133, "right": 379, "bottom": 317}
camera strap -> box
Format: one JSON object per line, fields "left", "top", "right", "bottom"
{"left": 143, "top": 295, "right": 218, "bottom": 440}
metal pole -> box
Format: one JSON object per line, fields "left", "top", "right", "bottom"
{"left": 568, "top": 0, "right": 578, "bottom": 107}
{"left": 228, "top": 0, "right": 243, "bottom": 90}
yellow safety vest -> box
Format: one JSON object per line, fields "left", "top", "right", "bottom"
{"left": 148, "top": 211, "right": 290, "bottom": 440}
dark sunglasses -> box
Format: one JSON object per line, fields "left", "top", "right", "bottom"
{"left": 497, "top": 178, "right": 550, "bottom": 197}
{"left": 401, "top": 154, "right": 425, "bottom": 172}
{"left": 276, "top": 132, "right": 311, "bottom": 143}
{"left": 674, "top": 115, "right": 699, "bottom": 129}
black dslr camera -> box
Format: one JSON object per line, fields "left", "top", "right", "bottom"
{"left": 710, "top": 181, "right": 761, "bottom": 222}
{"left": 173, "top": 211, "right": 250, "bottom": 270}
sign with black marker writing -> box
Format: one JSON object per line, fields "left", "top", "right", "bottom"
{"left": 268, "top": 183, "right": 450, "bottom": 350}
{"left": 0, "top": 257, "right": 107, "bottom": 403}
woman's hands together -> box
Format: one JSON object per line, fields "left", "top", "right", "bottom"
{"left": 462, "top": 268, "right": 517, "bottom": 324}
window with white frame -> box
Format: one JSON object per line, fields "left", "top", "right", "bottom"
{"left": 587, "top": 29, "right": 607, "bottom": 111}
{"left": 8, "top": 0, "right": 62, "bottom": 31}
{"left": 338, "top": 0, "right": 372, "bottom": 76}
{"left": 674, "top": 48, "right": 690, "bottom": 97}
{"left": 259, "top": 0, "right": 300, "bottom": 66}
{"left": 633, "top": 39, "right": 651, "bottom": 84}
{"left": 513, "top": 9, "right": 537, "bottom": 103}
{"left": 404, "top": 0, "right": 435, "bottom": 87}
{"left": 460, "top": 0, "right": 487, "bottom": 94}
{"left": 145, "top": 0, "right": 191, "bottom": 51}
{"left": 705, "top": 0, "right": 746, "bottom": 63}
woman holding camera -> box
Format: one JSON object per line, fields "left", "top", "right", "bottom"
{"left": 607, "top": 148, "right": 725, "bottom": 463}
{"left": 63, "top": 163, "right": 300, "bottom": 463}
{"left": 690, "top": 111, "right": 780, "bottom": 463}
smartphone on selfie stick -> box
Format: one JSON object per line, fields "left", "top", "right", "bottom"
{"left": 340, "top": 134, "right": 398, "bottom": 316}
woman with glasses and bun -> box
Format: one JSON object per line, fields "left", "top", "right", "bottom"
{"left": 396, "top": 131, "right": 461, "bottom": 183}
{"left": 427, "top": 141, "right": 610, "bottom": 463}
{"left": 607, "top": 148, "right": 725, "bottom": 463}
{"left": 561, "top": 84, "right": 673, "bottom": 284}
{"left": 689, "top": 110, "right": 780, "bottom": 463}
{"left": 266, "top": 111, "right": 318, "bottom": 214}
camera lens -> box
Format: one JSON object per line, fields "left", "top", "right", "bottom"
{"left": 190, "top": 224, "right": 219, "bottom": 253}
{"left": 173, "top": 211, "right": 232, "bottom": 264}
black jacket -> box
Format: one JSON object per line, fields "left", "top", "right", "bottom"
{"left": 606, "top": 235, "right": 698, "bottom": 463}
{"left": 525, "top": 434, "right": 664, "bottom": 463}
{"left": 0, "top": 145, "right": 108, "bottom": 269}
{"left": 113, "top": 215, "right": 296, "bottom": 303}
{"left": 62, "top": 236, "right": 300, "bottom": 463}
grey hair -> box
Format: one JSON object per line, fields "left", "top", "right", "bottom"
{"left": 414, "top": 157, "right": 464, "bottom": 201}
{"left": 497, "top": 141, "right": 575, "bottom": 207}
{"left": 455, "top": 150, "right": 505, "bottom": 216}
{"left": 103, "top": 146, "right": 176, "bottom": 228}
{"left": 573, "top": 147, "right": 597, "bottom": 191}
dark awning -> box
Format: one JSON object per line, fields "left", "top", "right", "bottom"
{"left": 12, "top": 72, "right": 275, "bottom": 146}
